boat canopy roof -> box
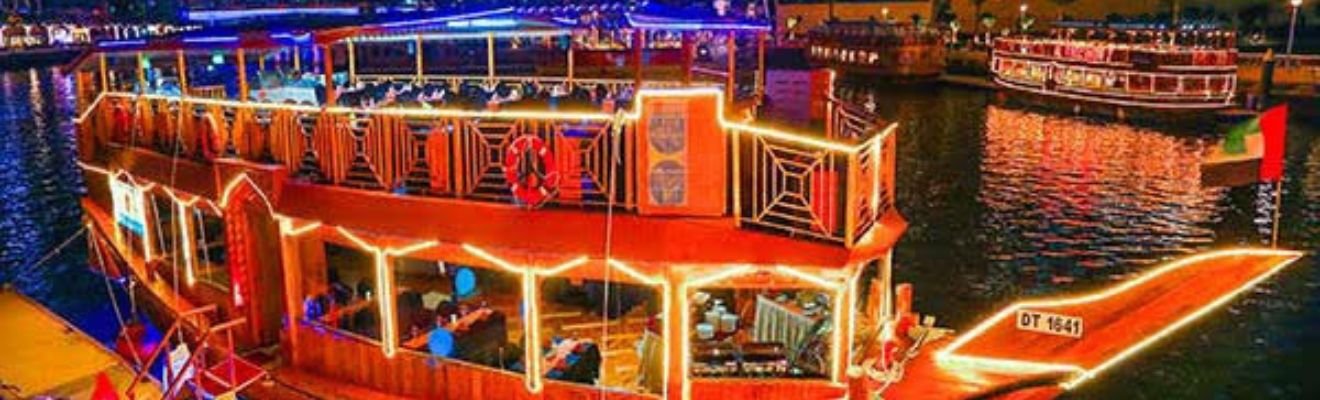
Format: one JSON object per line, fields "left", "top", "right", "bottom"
{"left": 89, "top": 3, "right": 768, "bottom": 54}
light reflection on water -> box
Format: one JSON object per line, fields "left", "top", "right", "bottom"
{"left": 842, "top": 82, "right": 1317, "bottom": 398}
{"left": 980, "top": 105, "right": 1223, "bottom": 286}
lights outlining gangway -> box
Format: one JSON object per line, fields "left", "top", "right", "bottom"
{"left": 933, "top": 248, "right": 1305, "bottom": 391}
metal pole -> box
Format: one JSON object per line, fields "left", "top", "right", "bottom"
{"left": 1272, "top": 179, "right": 1284, "bottom": 248}
{"left": 1287, "top": 4, "right": 1300, "bottom": 61}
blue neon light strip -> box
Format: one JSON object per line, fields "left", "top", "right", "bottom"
{"left": 375, "top": 8, "right": 514, "bottom": 29}
{"left": 186, "top": 7, "right": 360, "bottom": 22}
{"left": 626, "top": 14, "right": 771, "bottom": 32}
{"left": 182, "top": 36, "right": 240, "bottom": 44}
{"left": 99, "top": 40, "right": 148, "bottom": 49}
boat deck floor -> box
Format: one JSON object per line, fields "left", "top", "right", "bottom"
{"left": 0, "top": 291, "right": 163, "bottom": 399}
{"left": 883, "top": 248, "right": 1304, "bottom": 399}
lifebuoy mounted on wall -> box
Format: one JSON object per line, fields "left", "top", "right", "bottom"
{"left": 503, "top": 135, "right": 560, "bottom": 208}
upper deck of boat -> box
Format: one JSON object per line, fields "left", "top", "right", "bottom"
{"left": 70, "top": 6, "right": 901, "bottom": 269}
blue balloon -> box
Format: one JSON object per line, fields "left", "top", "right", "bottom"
{"left": 454, "top": 267, "right": 477, "bottom": 298}
{"left": 428, "top": 327, "right": 455, "bottom": 357}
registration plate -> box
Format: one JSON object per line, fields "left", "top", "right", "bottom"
{"left": 1016, "top": 310, "right": 1083, "bottom": 338}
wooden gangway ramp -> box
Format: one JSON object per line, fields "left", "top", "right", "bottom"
{"left": 884, "top": 248, "right": 1305, "bottom": 399}
{"left": 0, "top": 291, "right": 163, "bottom": 399}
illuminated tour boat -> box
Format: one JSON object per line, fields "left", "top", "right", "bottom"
{"left": 68, "top": 4, "right": 1305, "bottom": 400}
{"left": 806, "top": 20, "right": 945, "bottom": 79}
{"left": 991, "top": 21, "right": 1239, "bottom": 110}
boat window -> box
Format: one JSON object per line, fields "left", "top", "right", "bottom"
{"left": 539, "top": 276, "right": 664, "bottom": 394}
{"left": 191, "top": 208, "right": 230, "bottom": 292}
{"left": 393, "top": 256, "right": 525, "bottom": 373}
{"left": 310, "top": 243, "right": 380, "bottom": 341}
{"left": 688, "top": 286, "right": 834, "bottom": 380}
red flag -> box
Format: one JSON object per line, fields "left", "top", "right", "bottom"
{"left": 91, "top": 372, "right": 120, "bottom": 400}
{"left": 1259, "top": 104, "right": 1289, "bottom": 182}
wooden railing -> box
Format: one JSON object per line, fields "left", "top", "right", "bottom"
{"left": 732, "top": 106, "right": 895, "bottom": 246}
{"left": 294, "top": 321, "right": 659, "bottom": 399}
{"left": 81, "top": 89, "right": 896, "bottom": 247}
{"left": 354, "top": 74, "right": 694, "bottom": 91}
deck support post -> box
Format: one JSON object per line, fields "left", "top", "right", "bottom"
{"left": 415, "top": 35, "right": 424, "bottom": 83}
{"left": 99, "top": 53, "right": 109, "bottom": 92}
{"left": 322, "top": 45, "right": 336, "bottom": 105}
{"left": 486, "top": 32, "right": 496, "bottom": 83}
{"left": 136, "top": 51, "right": 147, "bottom": 94}
{"left": 292, "top": 45, "right": 301, "bottom": 73}
{"left": 681, "top": 32, "right": 694, "bottom": 86}
{"left": 347, "top": 39, "right": 357, "bottom": 85}
{"left": 633, "top": 29, "right": 645, "bottom": 91}
{"left": 725, "top": 32, "right": 736, "bottom": 106}
{"left": 756, "top": 31, "right": 766, "bottom": 104}
{"left": 176, "top": 50, "right": 188, "bottom": 96}
{"left": 237, "top": 49, "right": 248, "bottom": 101}
{"left": 257, "top": 50, "right": 265, "bottom": 73}
{"left": 566, "top": 42, "right": 574, "bottom": 88}
{"left": 665, "top": 270, "right": 685, "bottom": 400}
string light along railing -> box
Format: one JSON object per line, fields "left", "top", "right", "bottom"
{"left": 78, "top": 86, "right": 898, "bottom": 245}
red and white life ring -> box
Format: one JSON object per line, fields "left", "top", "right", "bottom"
{"left": 503, "top": 135, "right": 560, "bottom": 207}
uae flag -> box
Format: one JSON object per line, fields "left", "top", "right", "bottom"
{"left": 1222, "top": 104, "right": 1289, "bottom": 181}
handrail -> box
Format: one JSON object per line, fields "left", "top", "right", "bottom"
{"left": 161, "top": 330, "right": 215, "bottom": 400}
{"left": 83, "top": 87, "right": 898, "bottom": 245}
{"left": 124, "top": 303, "right": 218, "bottom": 397}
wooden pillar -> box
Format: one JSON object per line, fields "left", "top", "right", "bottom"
{"left": 522, "top": 269, "right": 544, "bottom": 393}
{"left": 879, "top": 250, "right": 894, "bottom": 322}
{"left": 277, "top": 223, "right": 305, "bottom": 366}
{"left": 176, "top": 50, "right": 188, "bottom": 96}
{"left": 237, "top": 49, "right": 249, "bottom": 101}
{"left": 375, "top": 250, "right": 398, "bottom": 358}
{"left": 725, "top": 32, "right": 736, "bottom": 105}
{"left": 756, "top": 31, "right": 767, "bottom": 103}
{"left": 486, "top": 32, "right": 496, "bottom": 83}
{"left": 322, "top": 45, "right": 336, "bottom": 105}
{"left": 135, "top": 52, "right": 147, "bottom": 93}
{"left": 415, "top": 35, "right": 424, "bottom": 82}
{"left": 258, "top": 51, "right": 266, "bottom": 72}
{"left": 566, "top": 42, "right": 574, "bottom": 85}
{"left": 681, "top": 32, "right": 694, "bottom": 85}
{"left": 666, "top": 271, "right": 686, "bottom": 400}
{"left": 632, "top": 29, "right": 645, "bottom": 90}
{"left": 347, "top": 39, "right": 357, "bottom": 84}
{"left": 292, "top": 45, "right": 301, "bottom": 72}
{"left": 98, "top": 53, "right": 108, "bottom": 92}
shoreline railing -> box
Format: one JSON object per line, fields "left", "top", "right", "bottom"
{"left": 78, "top": 89, "right": 896, "bottom": 247}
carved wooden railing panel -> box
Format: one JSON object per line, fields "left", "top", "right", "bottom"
{"left": 737, "top": 133, "right": 847, "bottom": 242}
{"left": 82, "top": 91, "right": 896, "bottom": 248}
